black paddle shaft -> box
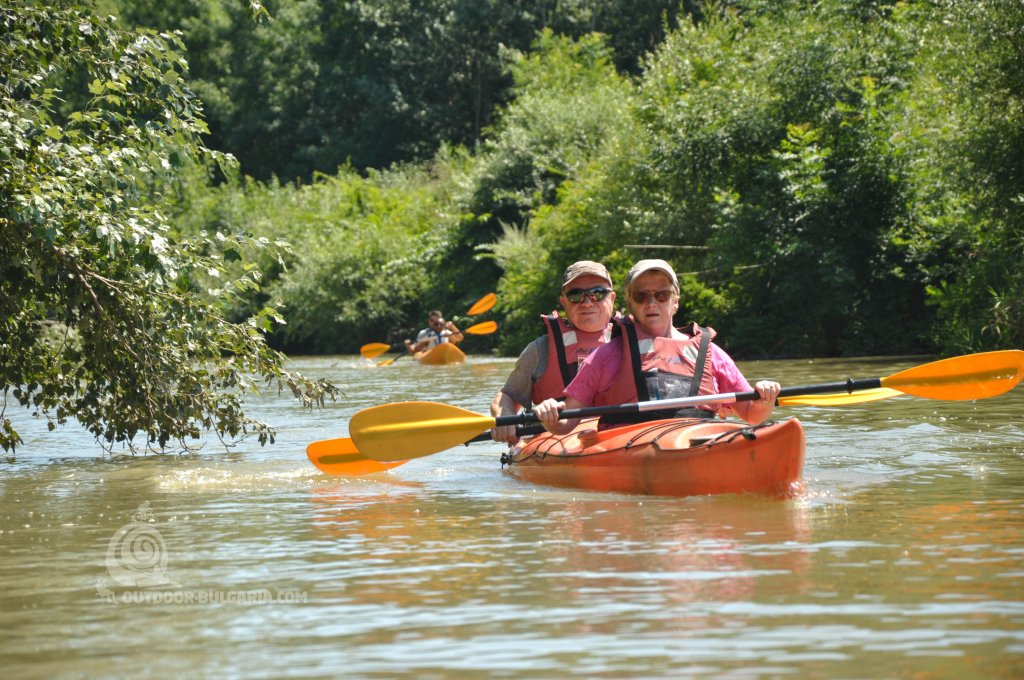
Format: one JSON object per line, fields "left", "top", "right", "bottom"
{"left": 462, "top": 425, "right": 544, "bottom": 445}
{"left": 493, "top": 377, "right": 885, "bottom": 427}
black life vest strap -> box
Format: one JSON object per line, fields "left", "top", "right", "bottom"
{"left": 544, "top": 313, "right": 575, "bottom": 388}
{"left": 622, "top": 319, "right": 648, "bottom": 401}
{"left": 687, "top": 325, "right": 712, "bottom": 397}
{"left": 600, "top": 320, "right": 717, "bottom": 426}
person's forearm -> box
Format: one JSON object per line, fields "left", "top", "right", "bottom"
{"left": 543, "top": 417, "right": 578, "bottom": 435}
{"left": 735, "top": 400, "right": 772, "bottom": 425}
{"left": 491, "top": 391, "right": 525, "bottom": 443}
{"left": 733, "top": 380, "right": 780, "bottom": 424}
{"left": 534, "top": 398, "right": 580, "bottom": 435}
{"left": 491, "top": 391, "right": 520, "bottom": 417}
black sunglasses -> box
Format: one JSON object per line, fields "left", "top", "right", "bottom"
{"left": 564, "top": 286, "right": 612, "bottom": 304}
{"left": 631, "top": 289, "right": 674, "bottom": 304}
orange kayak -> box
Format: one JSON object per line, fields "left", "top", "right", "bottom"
{"left": 504, "top": 417, "right": 805, "bottom": 498}
{"left": 414, "top": 342, "right": 465, "bottom": 365}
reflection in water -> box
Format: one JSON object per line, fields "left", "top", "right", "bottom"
{"left": 1, "top": 354, "right": 1022, "bottom": 677}
{"left": 309, "top": 485, "right": 810, "bottom": 598}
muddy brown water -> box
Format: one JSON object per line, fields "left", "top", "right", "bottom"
{"left": 2, "top": 355, "right": 1022, "bottom": 678}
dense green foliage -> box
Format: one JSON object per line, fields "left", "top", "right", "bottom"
{"left": 170, "top": 159, "right": 471, "bottom": 353}
{"left": 3, "top": 0, "right": 1022, "bottom": 454}
{"left": 548, "top": 3, "right": 925, "bottom": 357}
{"left": 103, "top": 0, "right": 690, "bottom": 182}
{"left": 889, "top": 0, "right": 1024, "bottom": 352}
{"left": 162, "top": 0, "right": 1022, "bottom": 359}
{"left": 0, "top": 3, "right": 337, "bottom": 453}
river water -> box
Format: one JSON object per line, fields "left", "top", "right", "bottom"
{"left": 1, "top": 354, "right": 1022, "bottom": 678}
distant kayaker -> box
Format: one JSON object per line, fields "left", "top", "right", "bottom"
{"left": 490, "top": 260, "right": 618, "bottom": 444}
{"left": 404, "top": 310, "right": 463, "bottom": 354}
{"left": 533, "top": 258, "right": 781, "bottom": 434}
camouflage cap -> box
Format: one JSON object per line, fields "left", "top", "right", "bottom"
{"left": 562, "top": 260, "right": 613, "bottom": 290}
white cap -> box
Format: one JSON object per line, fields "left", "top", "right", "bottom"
{"left": 624, "top": 259, "right": 679, "bottom": 290}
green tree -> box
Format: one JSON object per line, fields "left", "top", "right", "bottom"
{"left": 85, "top": 0, "right": 1022, "bottom": 360}
{"left": 474, "top": 31, "right": 638, "bottom": 353}
{"left": 516, "top": 2, "right": 927, "bottom": 357}
{"left": 106, "top": 0, "right": 696, "bottom": 182}
{"left": 888, "top": 0, "right": 1024, "bottom": 352}
{"left": 0, "top": 4, "right": 336, "bottom": 453}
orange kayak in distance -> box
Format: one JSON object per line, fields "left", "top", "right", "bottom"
{"left": 504, "top": 417, "right": 805, "bottom": 498}
{"left": 414, "top": 342, "right": 465, "bottom": 365}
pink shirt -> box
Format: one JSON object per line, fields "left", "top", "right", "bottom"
{"left": 563, "top": 335, "right": 752, "bottom": 407}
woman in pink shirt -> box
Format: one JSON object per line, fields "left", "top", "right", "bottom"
{"left": 533, "top": 259, "right": 781, "bottom": 434}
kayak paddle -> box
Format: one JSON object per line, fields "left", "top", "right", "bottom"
{"left": 350, "top": 350, "right": 1024, "bottom": 461}
{"left": 466, "top": 292, "right": 497, "bottom": 317}
{"left": 308, "top": 388, "right": 879, "bottom": 474}
{"left": 308, "top": 390, "right": 900, "bottom": 473}
{"left": 465, "top": 320, "right": 498, "bottom": 335}
{"left": 307, "top": 437, "right": 410, "bottom": 475}
{"left": 775, "top": 387, "right": 901, "bottom": 406}
{"left": 359, "top": 342, "right": 392, "bottom": 360}
{"left": 307, "top": 425, "right": 545, "bottom": 476}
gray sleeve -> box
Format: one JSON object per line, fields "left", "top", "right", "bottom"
{"left": 500, "top": 336, "right": 548, "bottom": 408}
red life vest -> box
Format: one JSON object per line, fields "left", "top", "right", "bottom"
{"left": 531, "top": 311, "right": 613, "bottom": 405}
{"left": 596, "top": 318, "right": 718, "bottom": 423}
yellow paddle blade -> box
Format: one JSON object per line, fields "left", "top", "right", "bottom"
{"left": 350, "top": 401, "right": 495, "bottom": 462}
{"left": 465, "top": 320, "right": 498, "bottom": 335}
{"left": 306, "top": 437, "right": 409, "bottom": 476}
{"left": 881, "top": 350, "right": 1024, "bottom": 400}
{"left": 360, "top": 342, "right": 391, "bottom": 359}
{"left": 466, "top": 292, "right": 497, "bottom": 316}
{"left": 779, "top": 387, "right": 902, "bottom": 407}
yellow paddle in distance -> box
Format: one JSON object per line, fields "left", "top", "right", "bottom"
{"left": 465, "top": 320, "right": 498, "bottom": 335}
{"left": 359, "top": 342, "right": 391, "bottom": 360}
{"left": 350, "top": 350, "right": 1024, "bottom": 461}
{"left": 466, "top": 292, "right": 497, "bottom": 317}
